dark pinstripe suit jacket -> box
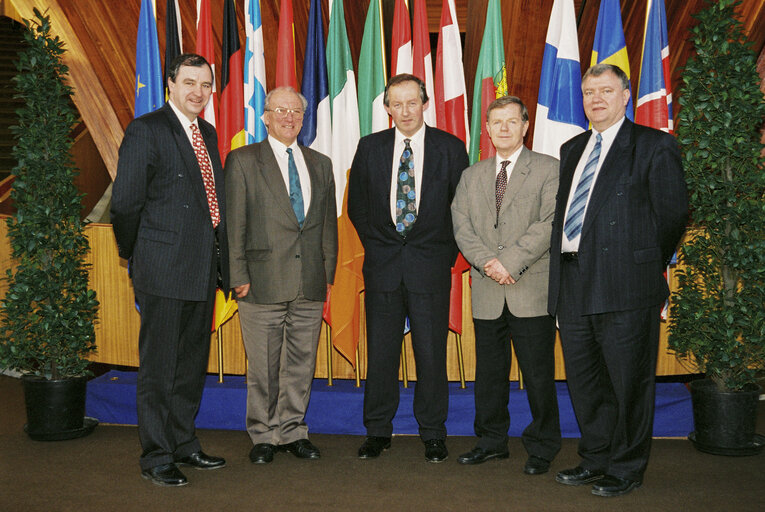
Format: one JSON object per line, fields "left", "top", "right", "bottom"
{"left": 111, "top": 103, "right": 230, "bottom": 301}
{"left": 348, "top": 126, "right": 469, "bottom": 293}
{"left": 548, "top": 119, "right": 688, "bottom": 316}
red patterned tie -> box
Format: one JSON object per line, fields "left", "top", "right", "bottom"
{"left": 190, "top": 123, "right": 220, "bottom": 228}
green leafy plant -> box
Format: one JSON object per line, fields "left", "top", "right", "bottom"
{"left": 669, "top": 0, "right": 765, "bottom": 391}
{"left": 0, "top": 9, "right": 98, "bottom": 379}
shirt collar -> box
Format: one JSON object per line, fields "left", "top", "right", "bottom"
{"left": 592, "top": 116, "right": 625, "bottom": 146}
{"left": 394, "top": 123, "right": 426, "bottom": 148}
{"left": 496, "top": 145, "right": 523, "bottom": 169}
{"left": 168, "top": 99, "right": 198, "bottom": 130}
{"left": 267, "top": 135, "right": 299, "bottom": 156}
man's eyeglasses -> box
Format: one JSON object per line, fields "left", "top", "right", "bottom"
{"left": 266, "top": 107, "right": 304, "bottom": 118}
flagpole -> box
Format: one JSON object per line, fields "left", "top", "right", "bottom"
{"left": 325, "top": 323, "right": 333, "bottom": 386}
{"left": 217, "top": 327, "right": 224, "bottom": 383}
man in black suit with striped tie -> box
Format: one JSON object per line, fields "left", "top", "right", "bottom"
{"left": 112, "top": 54, "right": 229, "bottom": 487}
{"left": 548, "top": 64, "right": 687, "bottom": 497}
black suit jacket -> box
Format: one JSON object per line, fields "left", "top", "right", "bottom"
{"left": 348, "top": 126, "right": 469, "bottom": 293}
{"left": 111, "top": 103, "right": 230, "bottom": 301}
{"left": 548, "top": 119, "right": 688, "bottom": 316}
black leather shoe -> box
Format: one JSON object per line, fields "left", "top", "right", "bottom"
{"left": 177, "top": 451, "right": 226, "bottom": 470}
{"left": 358, "top": 436, "right": 391, "bottom": 459}
{"left": 591, "top": 475, "right": 642, "bottom": 497}
{"left": 424, "top": 439, "right": 448, "bottom": 463}
{"left": 141, "top": 463, "right": 188, "bottom": 487}
{"left": 523, "top": 455, "right": 550, "bottom": 475}
{"left": 280, "top": 439, "right": 321, "bottom": 459}
{"left": 249, "top": 443, "right": 277, "bottom": 464}
{"left": 555, "top": 466, "right": 605, "bottom": 486}
{"left": 457, "top": 446, "right": 510, "bottom": 465}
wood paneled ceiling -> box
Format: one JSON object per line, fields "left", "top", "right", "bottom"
{"left": 9, "top": 0, "right": 765, "bottom": 165}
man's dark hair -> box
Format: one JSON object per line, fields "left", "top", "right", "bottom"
{"left": 167, "top": 53, "right": 213, "bottom": 83}
{"left": 486, "top": 96, "right": 529, "bottom": 123}
{"left": 384, "top": 74, "right": 429, "bottom": 106}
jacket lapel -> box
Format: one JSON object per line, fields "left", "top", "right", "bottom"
{"left": 478, "top": 158, "right": 497, "bottom": 215}
{"left": 581, "top": 120, "right": 633, "bottom": 237}
{"left": 499, "top": 147, "right": 531, "bottom": 217}
{"left": 164, "top": 105, "right": 211, "bottom": 212}
{"left": 257, "top": 141, "right": 299, "bottom": 225}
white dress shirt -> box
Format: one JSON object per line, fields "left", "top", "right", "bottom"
{"left": 268, "top": 136, "right": 312, "bottom": 216}
{"left": 561, "top": 117, "right": 625, "bottom": 252}
{"left": 168, "top": 99, "right": 215, "bottom": 185}
{"left": 389, "top": 124, "right": 426, "bottom": 223}
{"left": 495, "top": 145, "right": 523, "bottom": 182}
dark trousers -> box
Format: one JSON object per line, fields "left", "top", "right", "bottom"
{"left": 557, "top": 257, "right": 660, "bottom": 481}
{"left": 472, "top": 306, "right": 561, "bottom": 461}
{"left": 363, "top": 283, "right": 450, "bottom": 441}
{"left": 134, "top": 262, "right": 217, "bottom": 471}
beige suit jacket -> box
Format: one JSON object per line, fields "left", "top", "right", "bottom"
{"left": 451, "top": 146, "right": 558, "bottom": 319}
{"left": 225, "top": 140, "right": 338, "bottom": 304}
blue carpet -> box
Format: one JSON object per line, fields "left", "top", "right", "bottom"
{"left": 86, "top": 370, "right": 694, "bottom": 438}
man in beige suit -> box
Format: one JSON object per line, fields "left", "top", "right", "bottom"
{"left": 451, "top": 96, "right": 560, "bottom": 474}
{"left": 225, "top": 86, "right": 338, "bottom": 464}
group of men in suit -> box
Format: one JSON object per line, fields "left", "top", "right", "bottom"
{"left": 112, "top": 52, "right": 687, "bottom": 498}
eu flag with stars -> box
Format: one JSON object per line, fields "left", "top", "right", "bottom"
{"left": 134, "top": 0, "right": 163, "bottom": 118}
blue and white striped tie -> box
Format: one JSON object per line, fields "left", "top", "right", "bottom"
{"left": 564, "top": 133, "right": 602, "bottom": 241}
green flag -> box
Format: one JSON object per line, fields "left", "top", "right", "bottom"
{"left": 357, "top": 0, "right": 387, "bottom": 137}
{"left": 468, "top": 0, "right": 507, "bottom": 164}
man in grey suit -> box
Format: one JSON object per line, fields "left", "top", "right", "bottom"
{"left": 225, "top": 86, "right": 337, "bottom": 465}
{"left": 451, "top": 96, "right": 560, "bottom": 474}
{"left": 112, "top": 54, "right": 229, "bottom": 486}
{"left": 549, "top": 64, "right": 687, "bottom": 496}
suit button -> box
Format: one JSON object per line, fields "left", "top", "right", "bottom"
{"left": 617, "top": 191, "right": 624, "bottom": 196}
{"left": 177, "top": 173, "right": 184, "bottom": 178}
{"left": 602, "top": 247, "right": 609, "bottom": 252}
{"left": 402, "top": 240, "right": 407, "bottom": 246}
{"left": 609, "top": 220, "right": 616, "bottom": 226}
{"left": 498, "top": 245, "right": 504, "bottom": 250}
{"left": 183, "top": 204, "right": 189, "bottom": 208}
{"left": 295, "top": 254, "right": 300, "bottom": 259}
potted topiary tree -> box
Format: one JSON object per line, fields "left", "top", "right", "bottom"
{"left": 0, "top": 9, "right": 99, "bottom": 440}
{"left": 669, "top": 0, "right": 764, "bottom": 456}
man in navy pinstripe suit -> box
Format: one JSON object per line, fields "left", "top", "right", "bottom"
{"left": 112, "top": 54, "right": 230, "bottom": 487}
{"left": 548, "top": 64, "right": 687, "bottom": 497}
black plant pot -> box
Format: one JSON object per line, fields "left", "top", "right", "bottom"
{"left": 22, "top": 375, "right": 98, "bottom": 441}
{"left": 688, "top": 378, "right": 763, "bottom": 456}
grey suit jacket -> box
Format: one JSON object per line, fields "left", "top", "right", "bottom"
{"left": 452, "top": 146, "right": 558, "bottom": 319}
{"left": 225, "top": 140, "right": 338, "bottom": 304}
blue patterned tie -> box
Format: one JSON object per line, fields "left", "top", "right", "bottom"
{"left": 395, "top": 138, "right": 417, "bottom": 236}
{"left": 286, "top": 148, "right": 305, "bottom": 227}
{"left": 564, "top": 133, "right": 602, "bottom": 241}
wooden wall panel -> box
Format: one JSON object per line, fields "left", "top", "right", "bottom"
{"left": 0, "top": 218, "right": 689, "bottom": 379}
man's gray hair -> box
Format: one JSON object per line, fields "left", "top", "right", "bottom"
{"left": 582, "top": 63, "right": 630, "bottom": 90}
{"left": 264, "top": 86, "right": 308, "bottom": 110}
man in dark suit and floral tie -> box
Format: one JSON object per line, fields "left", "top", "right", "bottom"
{"left": 451, "top": 96, "right": 561, "bottom": 474}
{"left": 225, "top": 86, "right": 337, "bottom": 465}
{"left": 348, "top": 74, "right": 469, "bottom": 463}
{"left": 112, "top": 53, "right": 229, "bottom": 486}
{"left": 549, "top": 64, "right": 688, "bottom": 497}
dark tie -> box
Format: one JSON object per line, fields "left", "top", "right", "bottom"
{"left": 395, "top": 138, "right": 417, "bottom": 235}
{"left": 495, "top": 159, "right": 510, "bottom": 217}
{"left": 564, "top": 133, "right": 602, "bottom": 241}
{"left": 286, "top": 147, "right": 305, "bottom": 228}
{"left": 190, "top": 124, "right": 220, "bottom": 227}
